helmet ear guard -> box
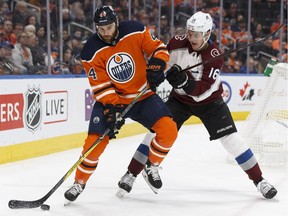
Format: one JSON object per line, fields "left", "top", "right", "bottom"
{"left": 203, "top": 29, "right": 211, "bottom": 42}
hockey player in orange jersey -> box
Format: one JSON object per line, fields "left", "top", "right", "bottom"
{"left": 64, "top": 5, "right": 177, "bottom": 204}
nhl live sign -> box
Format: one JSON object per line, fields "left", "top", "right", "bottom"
{"left": 0, "top": 77, "right": 88, "bottom": 147}
{"left": 0, "top": 86, "right": 68, "bottom": 132}
{"left": 24, "top": 87, "right": 68, "bottom": 132}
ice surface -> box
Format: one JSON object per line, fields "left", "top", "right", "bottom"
{"left": 1, "top": 123, "right": 287, "bottom": 216}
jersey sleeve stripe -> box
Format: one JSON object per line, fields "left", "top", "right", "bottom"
{"left": 93, "top": 84, "right": 114, "bottom": 96}
{"left": 118, "top": 91, "right": 151, "bottom": 99}
{"left": 91, "top": 81, "right": 111, "bottom": 91}
{"left": 95, "top": 89, "right": 116, "bottom": 101}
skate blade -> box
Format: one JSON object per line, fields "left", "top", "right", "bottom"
{"left": 273, "top": 195, "right": 280, "bottom": 202}
{"left": 147, "top": 184, "right": 159, "bottom": 194}
{"left": 116, "top": 188, "right": 128, "bottom": 198}
{"left": 64, "top": 199, "right": 72, "bottom": 206}
{"left": 141, "top": 171, "right": 159, "bottom": 194}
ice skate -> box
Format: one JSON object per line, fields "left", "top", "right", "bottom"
{"left": 64, "top": 182, "right": 85, "bottom": 205}
{"left": 256, "top": 179, "right": 277, "bottom": 199}
{"left": 142, "top": 160, "right": 162, "bottom": 194}
{"left": 116, "top": 171, "right": 136, "bottom": 197}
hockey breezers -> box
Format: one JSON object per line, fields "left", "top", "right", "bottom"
{"left": 8, "top": 85, "right": 150, "bottom": 209}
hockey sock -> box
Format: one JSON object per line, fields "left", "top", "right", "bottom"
{"left": 235, "top": 149, "right": 262, "bottom": 182}
{"left": 220, "top": 133, "right": 262, "bottom": 182}
{"left": 128, "top": 132, "right": 155, "bottom": 176}
{"left": 75, "top": 133, "right": 109, "bottom": 183}
{"left": 149, "top": 116, "right": 177, "bottom": 164}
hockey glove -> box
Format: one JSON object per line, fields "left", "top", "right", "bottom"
{"left": 104, "top": 104, "right": 126, "bottom": 139}
{"left": 166, "top": 64, "right": 195, "bottom": 93}
{"left": 146, "top": 57, "right": 166, "bottom": 92}
{"left": 166, "top": 64, "right": 187, "bottom": 88}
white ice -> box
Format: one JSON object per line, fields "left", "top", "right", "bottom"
{"left": 1, "top": 123, "right": 287, "bottom": 216}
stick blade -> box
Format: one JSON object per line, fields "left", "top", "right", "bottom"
{"left": 8, "top": 199, "right": 43, "bottom": 209}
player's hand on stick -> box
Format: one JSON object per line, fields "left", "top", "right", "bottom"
{"left": 104, "top": 104, "right": 126, "bottom": 139}
{"left": 146, "top": 57, "right": 166, "bottom": 92}
{"left": 166, "top": 64, "right": 195, "bottom": 93}
{"left": 166, "top": 64, "right": 187, "bottom": 88}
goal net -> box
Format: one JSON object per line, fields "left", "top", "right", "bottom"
{"left": 239, "top": 62, "right": 288, "bottom": 166}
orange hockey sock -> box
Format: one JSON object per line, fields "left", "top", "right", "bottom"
{"left": 75, "top": 133, "right": 109, "bottom": 184}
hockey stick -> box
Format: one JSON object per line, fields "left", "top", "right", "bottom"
{"left": 8, "top": 85, "right": 150, "bottom": 209}
{"left": 181, "top": 21, "right": 286, "bottom": 72}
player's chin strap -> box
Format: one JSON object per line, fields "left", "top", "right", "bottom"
{"left": 181, "top": 21, "right": 286, "bottom": 73}
{"left": 195, "top": 31, "right": 211, "bottom": 51}
{"left": 8, "top": 85, "right": 150, "bottom": 210}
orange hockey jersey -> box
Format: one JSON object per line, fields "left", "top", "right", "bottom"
{"left": 81, "top": 20, "right": 169, "bottom": 106}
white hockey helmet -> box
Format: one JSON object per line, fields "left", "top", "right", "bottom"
{"left": 186, "top": 11, "right": 213, "bottom": 33}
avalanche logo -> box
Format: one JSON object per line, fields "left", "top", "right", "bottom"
{"left": 210, "top": 48, "right": 220, "bottom": 57}
{"left": 106, "top": 53, "right": 135, "bottom": 83}
{"left": 239, "top": 81, "right": 255, "bottom": 101}
{"left": 24, "top": 86, "right": 42, "bottom": 132}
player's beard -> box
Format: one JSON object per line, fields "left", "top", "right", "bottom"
{"left": 102, "top": 31, "right": 117, "bottom": 43}
{"left": 102, "top": 35, "right": 113, "bottom": 43}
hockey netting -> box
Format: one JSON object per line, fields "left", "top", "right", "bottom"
{"left": 240, "top": 63, "right": 288, "bottom": 166}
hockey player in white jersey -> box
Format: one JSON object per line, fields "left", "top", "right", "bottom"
{"left": 117, "top": 11, "right": 278, "bottom": 199}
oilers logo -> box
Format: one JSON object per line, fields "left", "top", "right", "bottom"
{"left": 99, "top": 11, "right": 106, "bottom": 17}
{"left": 106, "top": 53, "right": 135, "bottom": 83}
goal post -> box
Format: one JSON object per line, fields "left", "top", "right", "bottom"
{"left": 239, "top": 62, "right": 288, "bottom": 166}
